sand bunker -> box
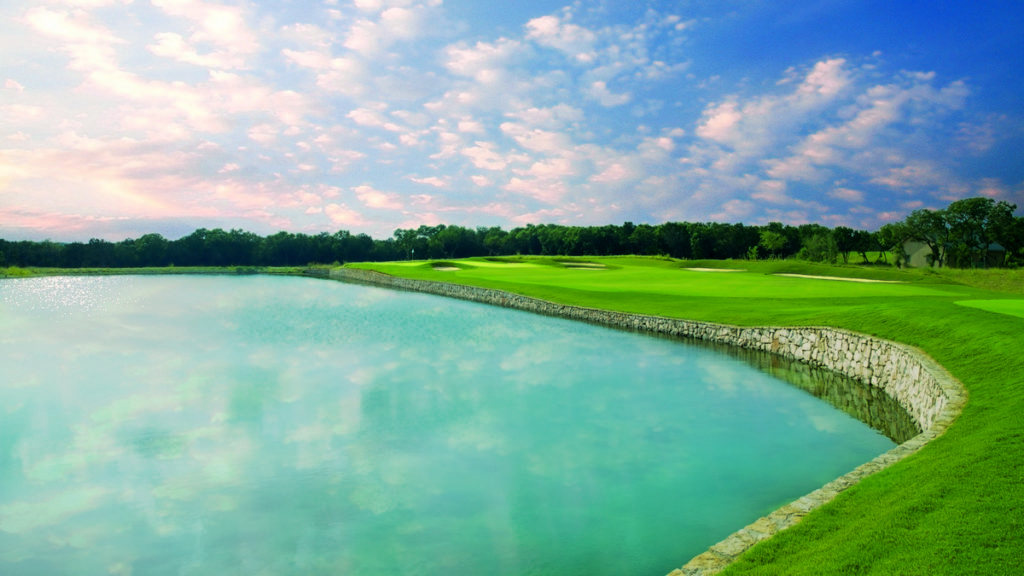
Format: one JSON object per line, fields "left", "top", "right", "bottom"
{"left": 562, "top": 262, "right": 606, "bottom": 269}
{"left": 684, "top": 268, "right": 745, "bottom": 272}
{"left": 775, "top": 274, "right": 905, "bottom": 283}
{"left": 432, "top": 266, "right": 459, "bottom": 271}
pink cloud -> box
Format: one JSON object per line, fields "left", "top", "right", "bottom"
{"left": 409, "top": 176, "right": 448, "bottom": 188}
{"left": 828, "top": 187, "right": 865, "bottom": 202}
{"left": 461, "top": 141, "right": 527, "bottom": 171}
{"left": 324, "top": 203, "right": 367, "bottom": 227}
{"left": 353, "top": 185, "right": 403, "bottom": 210}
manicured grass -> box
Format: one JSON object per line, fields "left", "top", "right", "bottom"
{"left": 955, "top": 299, "right": 1024, "bottom": 319}
{"left": 351, "top": 256, "right": 1024, "bottom": 575}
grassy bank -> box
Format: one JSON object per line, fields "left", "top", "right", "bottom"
{"left": 0, "top": 265, "right": 320, "bottom": 278}
{"left": 349, "top": 256, "right": 1024, "bottom": 575}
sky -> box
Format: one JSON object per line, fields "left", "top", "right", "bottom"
{"left": 1, "top": 0, "right": 1023, "bottom": 242}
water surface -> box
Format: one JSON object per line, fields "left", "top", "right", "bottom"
{"left": 0, "top": 275, "right": 896, "bottom": 575}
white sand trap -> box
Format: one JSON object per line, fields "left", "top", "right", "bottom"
{"left": 684, "top": 268, "right": 745, "bottom": 272}
{"left": 432, "top": 266, "right": 459, "bottom": 271}
{"left": 775, "top": 273, "right": 905, "bottom": 283}
{"left": 562, "top": 262, "right": 606, "bottom": 269}
{"left": 466, "top": 261, "right": 539, "bottom": 268}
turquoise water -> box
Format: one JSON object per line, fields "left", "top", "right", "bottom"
{"left": 0, "top": 275, "right": 895, "bottom": 575}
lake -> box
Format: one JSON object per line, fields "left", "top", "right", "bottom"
{"left": 0, "top": 275, "right": 897, "bottom": 575}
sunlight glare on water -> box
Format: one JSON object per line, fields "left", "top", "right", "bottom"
{"left": 0, "top": 275, "right": 895, "bottom": 575}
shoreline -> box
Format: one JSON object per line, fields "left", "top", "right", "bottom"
{"left": 328, "top": 267, "right": 967, "bottom": 576}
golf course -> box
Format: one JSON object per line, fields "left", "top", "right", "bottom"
{"left": 346, "top": 256, "right": 1024, "bottom": 575}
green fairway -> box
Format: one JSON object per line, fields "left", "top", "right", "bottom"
{"left": 955, "top": 299, "right": 1024, "bottom": 319}
{"left": 350, "top": 256, "right": 1024, "bottom": 575}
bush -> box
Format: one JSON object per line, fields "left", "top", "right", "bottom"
{"left": 1, "top": 266, "right": 32, "bottom": 278}
{"left": 798, "top": 234, "right": 838, "bottom": 263}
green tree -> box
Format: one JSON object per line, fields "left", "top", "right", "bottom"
{"left": 904, "top": 209, "right": 949, "bottom": 268}
{"left": 851, "top": 229, "right": 876, "bottom": 264}
{"left": 135, "top": 233, "right": 170, "bottom": 266}
{"left": 831, "top": 226, "right": 857, "bottom": 264}
{"left": 765, "top": 221, "right": 801, "bottom": 258}
{"left": 800, "top": 233, "right": 838, "bottom": 263}
{"left": 657, "top": 222, "right": 692, "bottom": 259}
{"left": 759, "top": 230, "right": 787, "bottom": 260}
{"left": 691, "top": 225, "right": 714, "bottom": 259}
{"left": 945, "top": 197, "right": 998, "bottom": 267}
{"left": 434, "top": 225, "right": 481, "bottom": 259}
{"left": 479, "top": 226, "right": 508, "bottom": 256}
{"left": 987, "top": 201, "right": 1021, "bottom": 266}
{"left": 877, "top": 222, "right": 911, "bottom": 267}
{"left": 629, "top": 224, "right": 660, "bottom": 255}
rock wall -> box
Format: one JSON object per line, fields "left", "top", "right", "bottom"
{"left": 328, "top": 267, "right": 966, "bottom": 575}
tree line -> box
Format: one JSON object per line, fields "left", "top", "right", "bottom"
{"left": 2, "top": 197, "right": 1021, "bottom": 269}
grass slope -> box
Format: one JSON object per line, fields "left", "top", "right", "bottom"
{"left": 351, "top": 257, "right": 1024, "bottom": 575}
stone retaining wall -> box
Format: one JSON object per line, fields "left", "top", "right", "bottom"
{"left": 328, "top": 267, "right": 967, "bottom": 575}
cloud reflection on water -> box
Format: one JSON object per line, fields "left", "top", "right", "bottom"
{"left": 0, "top": 276, "right": 898, "bottom": 575}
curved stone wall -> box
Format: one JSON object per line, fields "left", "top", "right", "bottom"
{"left": 328, "top": 267, "right": 967, "bottom": 575}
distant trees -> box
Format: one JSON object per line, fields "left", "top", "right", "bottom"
{"left": 904, "top": 209, "right": 949, "bottom": 267}
{"left": 2, "top": 197, "right": 1020, "bottom": 269}
{"left": 831, "top": 226, "right": 857, "bottom": 264}
{"left": 876, "top": 222, "right": 910, "bottom": 267}
{"left": 896, "top": 198, "right": 1021, "bottom": 268}
{"left": 759, "top": 229, "right": 787, "bottom": 260}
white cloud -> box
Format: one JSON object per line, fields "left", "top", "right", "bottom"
{"left": 148, "top": 32, "right": 247, "bottom": 69}
{"left": 352, "top": 0, "right": 421, "bottom": 13}
{"left": 347, "top": 105, "right": 404, "bottom": 131}
{"left": 499, "top": 122, "right": 573, "bottom": 153}
{"left": 525, "top": 14, "right": 598, "bottom": 63}
{"left": 247, "top": 124, "right": 277, "bottom": 143}
{"left": 409, "top": 176, "right": 447, "bottom": 188}
{"left": 520, "top": 156, "right": 575, "bottom": 179}
{"left": 0, "top": 104, "right": 44, "bottom": 122}
{"left": 750, "top": 180, "right": 791, "bottom": 204}
{"left": 586, "top": 81, "right": 631, "bottom": 107}
{"left": 444, "top": 38, "right": 524, "bottom": 81}
{"left": 149, "top": 0, "right": 259, "bottom": 62}
{"left": 696, "top": 100, "right": 742, "bottom": 143}
{"left": 2, "top": 0, "right": 1008, "bottom": 238}
{"left": 325, "top": 203, "right": 367, "bottom": 226}
{"left": 798, "top": 58, "right": 852, "bottom": 98}
{"left": 828, "top": 187, "right": 865, "bottom": 202}
{"left": 25, "top": 7, "right": 123, "bottom": 46}
{"left": 315, "top": 57, "right": 368, "bottom": 97}
{"left": 281, "top": 48, "right": 332, "bottom": 70}
{"left": 710, "top": 199, "right": 756, "bottom": 221}
{"left": 696, "top": 59, "right": 852, "bottom": 154}
{"left": 391, "top": 110, "right": 430, "bottom": 127}
{"left": 457, "top": 120, "right": 486, "bottom": 134}
{"left": 505, "top": 176, "right": 569, "bottom": 204}
{"left": 869, "top": 161, "right": 948, "bottom": 190}
{"left": 279, "top": 23, "right": 332, "bottom": 49}
{"left": 461, "top": 141, "right": 527, "bottom": 171}
{"left": 589, "top": 162, "right": 632, "bottom": 183}
{"left": 354, "top": 185, "right": 403, "bottom": 209}
{"left": 506, "top": 104, "right": 584, "bottom": 129}
{"left": 680, "top": 55, "right": 980, "bottom": 226}
{"left": 343, "top": 5, "right": 436, "bottom": 55}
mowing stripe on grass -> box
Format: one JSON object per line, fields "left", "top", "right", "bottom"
{"left": 954, "top": 299, "right": 1024, "bottom": 319}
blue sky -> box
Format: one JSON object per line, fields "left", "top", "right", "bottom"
{"left": 1, "top": 0, "right": 1022, "bottom": 241}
